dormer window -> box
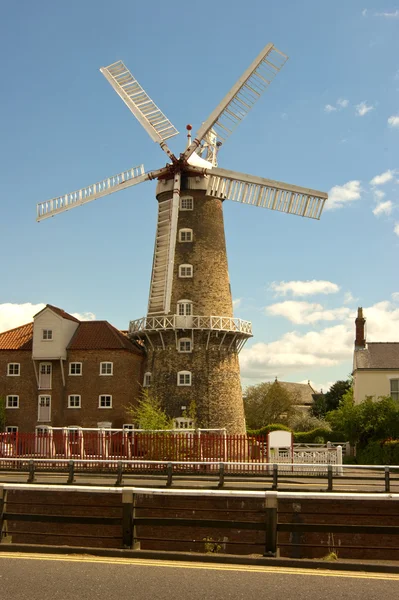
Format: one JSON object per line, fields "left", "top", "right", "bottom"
{"left": 179, "top": 228, "right": 193, "bottom": 242}
{"left": 42, "top": 329, "right": 53, "bottom": 341}
{"left": 180, "top": 196, "right": 193, "bottom": 210}
{"left": 179, "top": 264, "right": 193, "bottom": 278}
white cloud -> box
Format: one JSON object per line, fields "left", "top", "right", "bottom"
{"left": 355, "top": 101, "right": 374, "bottom": 116}
{"left": 370, "top": 169, "right": 395, "bottom": 185}
{"left": 0, "top": 302, "right": 95, "bottom": 333}
{"left": 233, "top": 298, "right": 242, "bottom": 309}
{"left": 326, "top": 180, "right": 361, "bottom": 210}
{"left": 395, "top": 223, "right": 399, "bottom": 236}
{"left": 374, "top": 189, "right": 386, "bottom": 200}
{"left": 337, "top": 98, "right": 349, "bottom": 108}
{"left": 343, "top": 291, "right": 357, "bottom": 305}
{"left": 270, "top": 280, "right": 340, "bottom": 297}
{"left": 240, "top": 300, "right": 399, "bottom": 379}
{"left": 391, "top": 292, "right": 399, "bottom": 302}
{"left": 266, "top": 301, "right": 351, "bottom": 325}
{"left": 324, "top": 104, "right": 337, "bottom": 113}
{"left": 375, "top": 10, "right": 399, "bottom": 18}
{"left": 388, "top": 115, "right": 399, "bottom": 128}
{"left": 373, "top": 200, "right": 393, "bottom": 216}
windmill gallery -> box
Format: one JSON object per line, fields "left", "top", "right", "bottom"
{"left": 34, "top": 43, "right": 328, "bottom": 434}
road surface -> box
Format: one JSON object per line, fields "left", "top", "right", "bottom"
{"left": 0, "top": 552, "right": 397, "bottom": 600}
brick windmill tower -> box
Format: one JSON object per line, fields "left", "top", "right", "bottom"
{"left": 36, "top": 43, "right": 328, "bottom": 433}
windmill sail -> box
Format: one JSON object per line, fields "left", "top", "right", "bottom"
{"left": 101, "top": 61, "right": 179, "bottom": 158}
{"left": 183, "top": 43, "right": 288, "bottom": 160}
{"left": 206, "top": 167, "right": 327, "bottom": 219}
{"left": 148, "top": 173, "right": 181, "bottom": 315}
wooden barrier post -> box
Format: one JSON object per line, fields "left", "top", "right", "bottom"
{"left": 28, "top": 460, "right": 35, "bottom": 484}
{"left": 272, "top": 464, "right": 278, "bottom": 490}
{"left": 218, "top": 463, "right": 225, "bottom": 488}
{"left": 0, "top": 487, "right": 5, "bottom": 542}
{"left": 327, "top": 464, "right": 333, "bottom": 492}
{"left": 115, "top": 461, "right": 123, "bottom": 486}
{"left": 264, "top": 492, "right": 278, "bottom": 556}
{"left": 67, "top": 460, "right": 75, "bottom": 485}
{"left": 122, "top": 491, "right": 141, "bottom": 550}
{"left": 166, "top": 463, "right": 173, "bottom": 487}
{"left": 385, "top": 467, "right": 390, "bottom": 493}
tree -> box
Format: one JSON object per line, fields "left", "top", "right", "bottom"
{"left": 126, "top": 388, "right": 173, "bottom": 430}
{"left": 324, "top": 379, "right": 351, "bottom": 412}
{"left": 326, "top": 387, "right": 361, "bottom": 445}
{"left": 311, "top": 393, "right": 327, "bottom": 418}
{"left": 244, "top": 380, "right": 297, "bottom": 430}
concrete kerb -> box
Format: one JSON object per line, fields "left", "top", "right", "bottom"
{"left": 0, "top": 544, "right": 398, "bottom": 574}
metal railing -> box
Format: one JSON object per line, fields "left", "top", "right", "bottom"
{"left": 129, "top": 314, "right": 253, "bottom": 336}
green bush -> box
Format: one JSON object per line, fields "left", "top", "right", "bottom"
{"left": 294, "top": 427, "right": 346, "bottom": 444}
{"left": 357, "top": 439, "right": 399, "bottom": 465}
{"left": 247, "top": 423, "right": 292, "bottom": 436}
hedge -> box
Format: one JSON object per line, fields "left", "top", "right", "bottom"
{"left": 247, "top": 424, "right": 346, "bottom": 443}
{"left": 356, "top": 440, "right": 399, "bottom": 465}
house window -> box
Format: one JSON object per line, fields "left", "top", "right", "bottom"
{"left": 178, "top": 338, "right": 192, "bottom": 353}
{"left": 179, "top": 264, "right": 193, "bottom": 278}
{"left": 390, "top": 379, "right": 399, "bottom": 402}
{"left": 6, "top": 426, "right": 18, "bottom": 434}
{"left": 143, "top": 372, "right": 152, "bottom": 387}
{"left": 7, "top": 363, "right": 20, "bottom": 376}
{"left": 179, "top": 228, "right": 193, "bottom": 242}
{"left": 6, "top": 395, "right": 19, "bottom": 409}
{"left": 42, "top": 329, "right": 53, "bottom": 340}
{"left": 99, "top": 395, "right": 112, "bottom": 408}
{"left": 69, "top": 362, "right": 82, "bottom": 376}
{"left": 177, "top": 371, "right": 192, "bottom": 386}
{"left": 180, "top": 196, "right": 193, "bottom": 210}
{"left": 177, "top": 300, "right": 193, "bottom": 316}
{"left": 100, "top": 362, "right": 113, "bottom": 375}
{"left": 68, "top": 395, "right": 81, "bottom": 408}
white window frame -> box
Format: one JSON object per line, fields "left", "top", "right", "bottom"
{"left": 6, "top": 395, "right": 19, "bottom": 409}
{"left": 100, "top": 362, "right": 113, "bottom": 376}
{"left": 6, "top": 426, "right": 18, "bottom": 434}
{"left": 37, "top": 395, "right": 51, "bottom": 422}
{"left": 42, "top": 329, "right": 53, "bottom": 341}
{"left": 179, "top": 264, "right": 193, "bottom": 278}
{"left": 177, "top": 371, "right": 192, "bottom": 386}
{"left": 178, "top": 338, "right": 192, "bottom": 353}
{"left": 7, "top": 363, "right": 20, "bottom": 376}
{"left": 180, "top": 196, "right": 193, "bottom": 211}
{"left": 390, "top": 379, "right": 399, "bottom": 402}
{"left": 143, "top": 372, "right": 152, "bottom": 387}
{"left": 99, "top": 394, "right": 112, "bottom": 408}
{"left": 179, "top": 228, "right": 193, "bottom": 242}
{"left": 69, "top": 362, "right": 82, "bottom": 376}
{"left": 68, "top": 395, "right": 81, "bottom": 409}
{"left": 177, "top": 300, "right": 193, "bottom": 316}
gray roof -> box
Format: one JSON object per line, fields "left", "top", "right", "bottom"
{"left": 354, "top": 343, "right": 399, "bottom": 370}
{"left": 277, "top": 381, "right": 316, "bottom": 406}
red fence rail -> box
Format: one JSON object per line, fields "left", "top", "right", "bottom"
{"left": 0, "top": 432, "right": 269, "bottom": 474}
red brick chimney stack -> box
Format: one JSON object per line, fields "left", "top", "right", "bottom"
{"left": 355, "top": 307, "right": 366, "bottom": 349}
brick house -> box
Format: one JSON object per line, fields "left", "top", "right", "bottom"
{"left": 353, "top": 307, "right": 399, "bottom": 404}
{"left": 0, "top": 305, "right": 144, "bottom": 432}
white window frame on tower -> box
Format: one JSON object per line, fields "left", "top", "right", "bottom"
{"left": 7, "top": 363, "right": 20, "bottom": 376}
{"left": 69, "top": 362, "right": 82, "bottom": 376}
{"left": 177, "top": 300, "right": 193, "bottom": 316}
{"left": 178, "top": 338, "right": 192, "bottom": 353}
{"left": 179, "top": 228, "right": 193, "bottom": 242}
{"left": 177, "top": 371, "right": 192, "bottom": 386}
{"left": 180, "top": 196, "right": 194, "bottom": 211}
{"left": 99, "top": 395, "right": 112, "bottom": 408}
{"left": 42, "top": 329, "right": 53, "bottom": 341}
{"left": 179, "top": 264, "right": 193, "bottom": 278}
{"left": 143, "top": 372, "right": 152, "bottom": 387}
{"left": 68, "top": 395, "right": 81, "bottom": 409}
{"left": 6, "top": 395, "right": 19, "bottom": 409}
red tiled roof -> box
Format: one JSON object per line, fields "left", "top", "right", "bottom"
{"left": 67, "top": 321, "right": 143, "bottom": 353}
{"left": 0, "top": 323, "right": 33, "bottom": 350}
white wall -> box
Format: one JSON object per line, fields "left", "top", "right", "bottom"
{"left": 353, "top": 370, "right": 399, "bottom": 404}
{"left": 32, "top": 308, "right": 79, "bottom": 360}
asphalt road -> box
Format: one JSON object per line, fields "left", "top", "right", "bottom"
{"left": 0, "top": 553, "right": 398, "bottom": 600}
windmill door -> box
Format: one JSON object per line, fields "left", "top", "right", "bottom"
{"left": 38, "top": 396, "right": 51, "bottom": 422}
{"left": 39, "top": 363, "right": 52, "bottom": 389}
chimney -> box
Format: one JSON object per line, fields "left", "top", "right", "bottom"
{"left": 355, "top": 307, "right": 366, "bottom": 350}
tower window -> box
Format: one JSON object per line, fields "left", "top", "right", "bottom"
{"left": 179, "top": 264, "right": 193, "bottom": 278}
{"left": 143, "top": 372, "right": 152, "bottom": 387}
{"left": 180, "top": 196, "right": 193, "bottom": 210}
{"left": 179, "top": 228, "right": 193, "bottom": 242}
{"left": 177, "top": 300, "right": 193, "bottom": 316}
{"left": 178, "top": 338, "right": 192, "bottom": 353}
{"left": 177, "top": 371, "right": 192, "bottom": 386}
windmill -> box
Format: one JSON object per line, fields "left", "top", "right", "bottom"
{"left": 36, "top": 43, "right": 328, "bottom": 433}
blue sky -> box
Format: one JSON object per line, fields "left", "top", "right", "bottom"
{"left": 1, "top": 1, "right": 398, "bottom": 392}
